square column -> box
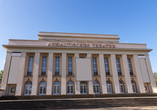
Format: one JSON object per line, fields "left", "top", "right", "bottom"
{"left": 61, "top": 53, "right": 66, "bottom": 95}
{"left": 99, "top": 54, "right": 107, "bottom": 94}
{"left": 145, "top": 54, "right": 156, "bottom": 92}
{"left": 1, "top": 52, "right": 12, "bottom": 95}
{"left": 87, "top": 53, "right": 94, "bottom": 94}
{"left": 110, "top": 54, "right": 120, "bottom": 93}
{"left": 75, "top": 81, "right": 80, "bottom": 94}
{"left": 74, "top": 53, "right": 79, "bottom": 94}
{"left": 133, "top": 55, "right": 145, "bottom": 93}
{"left": 15, "top": 52, "right": 26, "bottom": 96}
{"left": 122, "top": 54, "right": 133, "bottom": 93}
{"left": 31, "top": 52, "right": 40, "bottom": 95}
{"left": 46, "top": 53, "right": 53, "bottom": 95}
{"left": 88, "top": 81, "right": 94, "bottom": 94}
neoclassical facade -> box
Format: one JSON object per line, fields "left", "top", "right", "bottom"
{"left": 1, "top": 32, "right": 156, "bottom": 96}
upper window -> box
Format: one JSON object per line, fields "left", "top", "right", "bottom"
{"left": 116, "top": 58, "right": 121, "bottom": 75}
{"left": 127, "top": 58, "right": 133, "bottom": 75}
{"left": 104, "top": 58, "right": 110, "bottom": 75}
{"left": 93, "top": 58, "right": 98, "bottom": 75}
{"left": 41, "top": 57, "right": 47, "bottom": 75}
{"left": 68, "top": 57, "right": 72, "bottom": 75}
{"left": 55, "top": 57, "right": 60, "bottom": 75}
{"left": 27, "top": 57, "right": 33, "bottom": 75}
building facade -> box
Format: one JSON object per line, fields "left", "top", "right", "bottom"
{"left": 1, "top": 32, "right": 156, "bottom": 96}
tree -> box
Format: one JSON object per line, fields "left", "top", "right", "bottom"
{"left": 0, "top": 70, "right": 3, "bottom": 75}
{"left": 0, "top": 70, "right": 3, "bottom": 86}
{"left": 153, "top": 72, "right": 157, "bottom": 81}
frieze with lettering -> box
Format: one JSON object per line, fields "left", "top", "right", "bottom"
{"left": 47, "top": 42, "right": 115, "bottom": 48}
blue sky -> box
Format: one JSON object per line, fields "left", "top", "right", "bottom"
{"left": 0, "top": 0, "right": 157, "bottom": 72}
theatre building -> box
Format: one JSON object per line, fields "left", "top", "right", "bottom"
{"left": 1, "top": 32, "right": 156, "bottom": 96}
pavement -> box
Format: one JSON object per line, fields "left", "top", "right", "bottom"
{"left": 1, "top": 96, "right": 157, "bottom": 102}
{"left": 68, "top": 106, "right": 157, "bottom": 110}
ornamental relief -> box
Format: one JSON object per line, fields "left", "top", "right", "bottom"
{"left": 47, "top": 42, "right": 115, "bottom": 48}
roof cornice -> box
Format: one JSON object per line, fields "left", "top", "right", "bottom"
{"left": 3, "top": 45, "right": 152, "bottom": 52}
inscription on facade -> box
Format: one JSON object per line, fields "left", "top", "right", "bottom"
{"left": 47, "top": 42, "right": 115, "bottom": 48}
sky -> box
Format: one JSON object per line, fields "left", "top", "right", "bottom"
{"left": 0, "top": 0, "right": 157, "bottom": 72}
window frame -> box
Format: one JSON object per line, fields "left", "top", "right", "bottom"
{"left": 55, "top": 57, "right": 60, "bottom": 75}
{"left": 68, "top": 57, "right": 73, "bottom": 75}
{"left": 127, "top": 58, "right": 133, "bottom": 75}
{"left": 27, "top": 56, "right": 34, "bottom": 76}
{"left": 93, "top": 57, "right": 98, "bottom": 75}
{"left": 116, "top": 58, "right": 122, "bottom": 75}
{"left": 104, "top": 58, "right": 110, "bottom": 75}
{"left": 41, "top": 57, "right": 47, "bottom": 76}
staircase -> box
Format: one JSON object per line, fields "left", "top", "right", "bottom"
{"left": 0, "top": 93, "right": 157, "bottom": 109}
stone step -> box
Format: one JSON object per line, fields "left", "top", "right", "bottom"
{"left": 0, "top": 98, "right": 157, "bottom": 109}
{"left": 1, "top": 93, "right": 157, "bottom": 100}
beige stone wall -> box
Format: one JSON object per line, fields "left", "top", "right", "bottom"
{"left": 3, "top": 51, "right": 155, "bottom": 96}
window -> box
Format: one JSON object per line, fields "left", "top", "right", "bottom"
{"left": 68, "top": 57, "right": 72, "bottom": 75}
{"left": 24, "top": 82, "right": 32, "bottom": 95}
{"left": 27, "top": 57, "right": 33, "bottom": 75}
{"left": 104, "top": 58, "right": 110, "bottom": 75}
{"left": 39, "top": 81, "right": 46, "bottom": 95}
{"left": 131, "top": 81, "right": 136, "bottom": 93}
{"left": 53, "top": 81, "right": 60, "bottom": 95}
{"left": 106, "top": 81, "right": 112, "bottom": 94}
{"left": 41, "top": 57, "right": 47, "bottom": 75}
{"left": 55, "top": 57, "right": 60, "bottom": 75}
{"left": 116, "top": 58, "right": 122, "bottom": 75}
{"left": 67, "top": 81, "right": 74, "bottom": 94}
{"left": 93, "top": 81, "right": 100, "bottom": 94}
{"left": 128, "top": 58, "right": 133, "bottom": 75}
{"left": 93, "top": 58, "right": 98, "bottom": 75}
{"left": 119, "top": 81, "right": 124, "bottom": 93}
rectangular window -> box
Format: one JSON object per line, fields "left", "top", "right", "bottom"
{"left": 104, "top": 58, "right": 110, "bottom": 75}
{"left": 93, "top": 58, "right": 98, "bottom": 75}
{"left": 41, "top": 57, "right": 47, "bottom": 75}
{"left": 27, "top": 57, "right": 33, "bottom": 75}
{"left": 116, "top": 58, "right": 122, "bottom": 75}
{"left": 128, "top": 58, "right": 133, "bottom": 75}
{"left": 68, "top": 57, "right": 72, "bottom": 75}
{"left": 55, "top": 57, "right": 60, "bottom": 75}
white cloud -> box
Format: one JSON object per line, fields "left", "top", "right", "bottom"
{"left": 124, "top": 40, "right": 128, "bottom": 43}
{"left": 3, "top": 60, "right": 5, "bottom": 64}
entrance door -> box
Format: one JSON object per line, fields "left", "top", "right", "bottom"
{"left": 67, "top": 81, "right": 74, "bottom": 94}
{"left": 80, "top": 82, "right": 87, "bottom": 94}
{"left": 144, "top": 83, "right": 150, "bottom": 93}
{"left": 39, "top": 81, "right": 46, "bottom": 95}
{"left": 53, "top": 81, "right": 60, "bottom": 95}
